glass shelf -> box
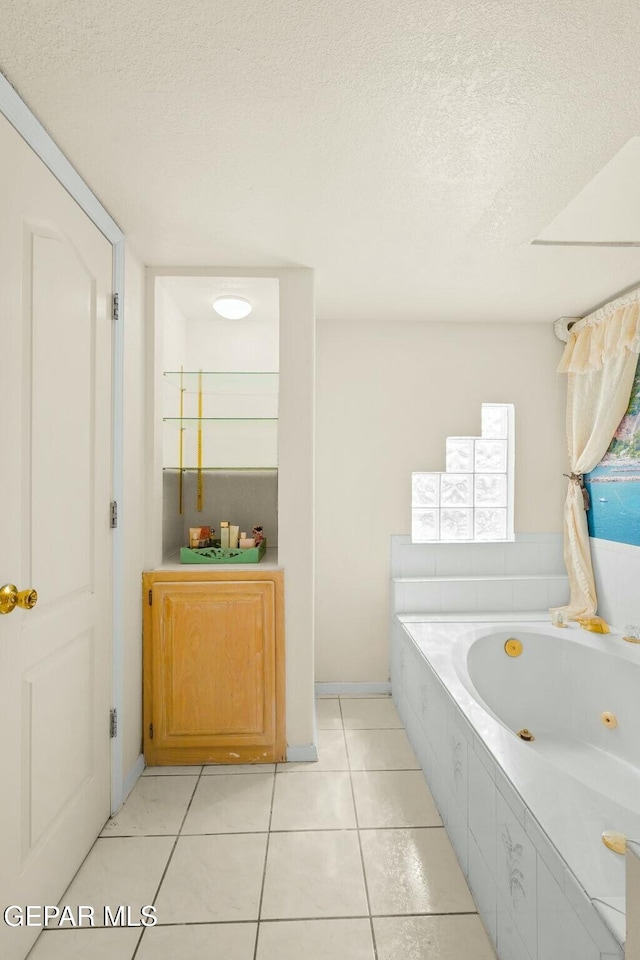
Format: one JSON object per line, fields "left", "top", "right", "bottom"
{"left": 163, "top": 417, "right": 278, "bottom": 424}
{"left": 163, "top": 466, "right": 277, "bottom": 472}
{"left": 164, "top": 371, "right": 279, "bottom": 394}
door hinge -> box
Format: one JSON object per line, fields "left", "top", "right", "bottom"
{"left": 149, "top": 722, "right": 154, "bottom": 740}
{"left": 148, "top": 588, "right": 152, "bottom": 606}
{"left": 112, "top": 292, "right": 119, "bottom": 323}
{"left": 110, "top": 708, "right": 117, "bottom": 738}
{"left": 110, "top": 501, "right": 118, "bottom": 529}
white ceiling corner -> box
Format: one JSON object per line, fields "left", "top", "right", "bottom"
{"left": 3, "top": 1, "right": 640, "bottom": 322}
{"left": 535, "top": 137, "right": 640, "bottom": 245}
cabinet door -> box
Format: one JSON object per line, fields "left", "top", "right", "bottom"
{"left": 145, "top": 579, "right": 284, "bottom": 764}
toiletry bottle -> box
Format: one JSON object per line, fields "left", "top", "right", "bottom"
{"left": 220, "top": 521, "right": 230, "bottom": 549}
{"left": 229, "top": 524, "right": 240, "bottom": 549}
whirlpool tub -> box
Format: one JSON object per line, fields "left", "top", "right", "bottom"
{"left": 391, "top": 616, "right": 639, "bottom": 960}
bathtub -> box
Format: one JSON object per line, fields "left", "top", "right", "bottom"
{"left": 391, "top": 615, "right": 638, "bottom": 960}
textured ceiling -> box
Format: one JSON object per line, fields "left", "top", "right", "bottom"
{"left": 3, "top": 0, "right": 640, "bottom": 321}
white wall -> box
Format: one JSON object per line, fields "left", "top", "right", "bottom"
{"left": 121, "top": 245, "right": 146, "bottom": 786}
{"left": 185, "top": 315, "right": 279, "bottom": 372}
{"left": 161, "top": 288, "right": 188, "bottom": 370}
{"left": 158, "top": 287, "right": 188, "bottom": 470}
{"left": 315, "top": 320, "right": 567, "bottom": 682}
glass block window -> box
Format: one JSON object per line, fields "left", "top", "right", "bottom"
{"left": 411, "top": 403, "right": 514, "bottom": 542}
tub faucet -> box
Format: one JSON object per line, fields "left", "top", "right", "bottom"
{"left": 577, "top": 616, "right": 610, "bottom": 634}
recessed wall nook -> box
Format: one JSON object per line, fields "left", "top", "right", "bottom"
{"left": 145, "top": 266, "right": 316, "bottom": 766}
{"left": 157, "top": 275, "right": 280, "bottom": 561}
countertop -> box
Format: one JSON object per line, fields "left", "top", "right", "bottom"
{"left": 155, "top": 547, "right": 281, "bottom": 572}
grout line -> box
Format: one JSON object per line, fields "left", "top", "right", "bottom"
{"left": 257, "top": 909, "right": 479, "bottom": 920}
{"left": 276, "top": 767, "right": 420, "bottom": 774}
{"left": 339, "top": 727, "right": 405, "bottom": 732}
{"left": 99, "top": 823, "right": 446, "bottom": 840}
{"left": 340, "top": 699, "right": 380, "bottom": 960}
{"left": 370, "top": 909, "right": 479, "bottom": 919}
{"left": 40, "top": 908, "right": 479, "bottom": 933}
{"left": 131, "top": 766, "right": 205, "bottom": 959}
{"left": 142, "top": 771, "right": 203, "bottom": 777}
{"left": 253, "top": 764, "right": 278, "bottom": 960}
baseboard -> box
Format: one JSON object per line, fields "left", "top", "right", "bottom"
{"left": 286, "top": 743, "right": 319, "bottom": 762}
{"left": 123, "top": 753, "right": 145, "bottom": 802}
{"left": 315, "top": 681, "right": 392, "bottom": 696}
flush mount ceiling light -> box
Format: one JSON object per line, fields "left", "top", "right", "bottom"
{"left": 212, "top": 296, "right": 253, "bottom": 319}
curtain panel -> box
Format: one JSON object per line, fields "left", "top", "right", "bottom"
{"left": 557, "top": 293, "right": 640, "bottom": 618}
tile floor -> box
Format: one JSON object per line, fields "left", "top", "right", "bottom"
{"left": 27, "top": 697, "right": 497, "bottom": 959}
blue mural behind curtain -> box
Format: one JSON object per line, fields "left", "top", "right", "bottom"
{"left": 584, "top": 357, "right": 640, "bottom": 546}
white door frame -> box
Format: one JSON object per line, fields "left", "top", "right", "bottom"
{"left": 0, "top": 73, "right": 126, "bottom": 814}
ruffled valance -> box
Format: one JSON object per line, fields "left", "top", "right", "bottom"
{"left": 558, "top": 292, "right": 640, "bottom": 374}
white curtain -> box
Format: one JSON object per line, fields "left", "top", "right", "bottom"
{"left": 557, "top": 292, "right": 640, "bottom": 617}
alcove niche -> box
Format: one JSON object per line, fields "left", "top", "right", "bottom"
{"left": 146, "top": 265, "right": 315, "bottom": 756}
{"left": 157, "top": 275, "right": 280, "bottom": 560}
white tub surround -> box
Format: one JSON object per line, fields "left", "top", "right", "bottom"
{"left": 590, "top": 537, "right": 640, "bottom": 632}
{"left": 391, "top": 617, "right": 633, "bottom": 960}
{"left": 391, "top": 534, "right": 569, "bottom": 617}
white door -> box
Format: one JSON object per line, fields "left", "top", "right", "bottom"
{"left": 0, "top": 113, "right": 113, "bottom": 960}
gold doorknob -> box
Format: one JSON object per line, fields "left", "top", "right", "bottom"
{"left": 17, "top": 588, "right": 38, "bottom": 609}
{"left": 0, "top": 584, "right": 38, "bottom": 615}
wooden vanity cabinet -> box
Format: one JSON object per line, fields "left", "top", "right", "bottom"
{"left": 143, "top": 569, "right": 285, "bottom": 765}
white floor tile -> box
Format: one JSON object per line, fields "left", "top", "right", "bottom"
{"left": 154, "top": 833, "right": 267, "bottom": 923}
{"left": 261, "top": 831, "right": 368, "bottom": 919}
{"left": 60, "top": 837, "right": 174, "bottom": 927}
{"left": 27, "top": 928, "right": 142, "bottom": 960}
{"left": 181, "top": 773, "right": 273, "bottom": 834}
{"left": 316, "top": 699, "right": 343, "bottom": 729}
{"left": 341, "top": 698, "right": 402, "bottom": 729}
{"left": 352, "top": 771, "right": 441, "bottom": 828}
{"left": 142, "top": 765, "right": 202, "bottom": 776}
{"left": 36, "top": 685, "right": 499, "bottom": 959}
{"left": 373, "top": 915, "right": 497, "bottom": 959}
{"left": 101, "top": 775, "right": 198, "bottom": 836}
{"left": 257, "top": 919, "right": 375, "bottom": 959}
{"left": 271, "top": 772, "right": 356, "bottom": 830}
{"left": 202, "top": 763, "right": 276, "bottom": 775}
{"left": 136, "top": 922, "right": 257, "bottom": 959}
{"left": 361, "top": 828, "right": 476, "bottom": 915}
{"left": 277, "top": 730, "right": 349, "bottom": 772}
{"left": 345, "top": 729, "right": 419, "bottom": 770}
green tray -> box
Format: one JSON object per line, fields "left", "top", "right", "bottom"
{"left": 180, "top": 538, "right": 267, "bottom": 564}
